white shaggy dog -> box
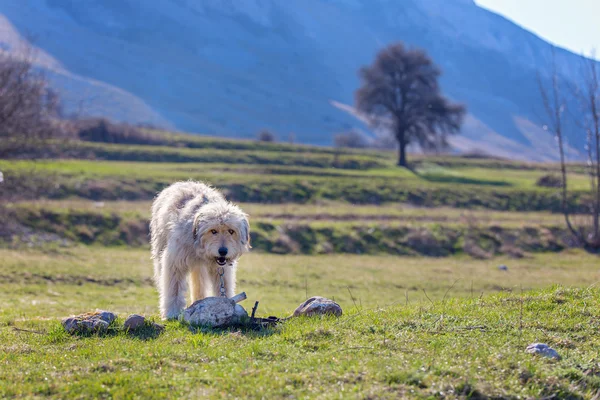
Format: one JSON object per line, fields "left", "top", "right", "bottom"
{"left": 150, "top": 181, "right": 250, "bottom": 319}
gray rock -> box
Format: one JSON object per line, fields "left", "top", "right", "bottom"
{"left": 96, "top": 310, "right": 117, "bottom": 324}
{"left": 233, "top": 304, "right": 248, "bottom": 324}
{"left": 62, "top": 310, "right": 116, "bottom": 334}
{"left": 124, "top": 314, "right": 146, "bottom": 331}
{"left": 526, "top": 343, "right": 561, "bottom": 360}
{"left": 498, "top": 264, "right": 508, "bottom": 271}
{"left": 293, "top": 296, "right": 342, "bottom": 317}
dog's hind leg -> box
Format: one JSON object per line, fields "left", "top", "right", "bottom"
{"left": 159, "top": 248, "right": 189, "bottom": 320}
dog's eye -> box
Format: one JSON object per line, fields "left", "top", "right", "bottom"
{"left": 211, "top": 229, "right": 218, "bottom": 235}
{"left": 228, "top": 229, "right": 235, "bottom": 235}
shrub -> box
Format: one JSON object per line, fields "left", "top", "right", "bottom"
{"left": 73, "top": 118, "right": 165, "bottom": 145}
{"left": 333, "top": 130, "right": 370, "bottom": 149}
{"left": 536, "top": 174, "right": 563, "bottom": 188}
{"left": 257, "top": 130, "right": 276, "bottom": 142}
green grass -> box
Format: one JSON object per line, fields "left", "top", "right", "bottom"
{"left": 0, "top": 159, "right": 593, "bottom": 212}
{"left": 1, "top": 246, "right": 600, "bottom": 398}
{"left": 8, "top": 201, "right": 579, "bottom": 256}
{"left": 14, "top": 199, "right": 571, "bottom": 227}
{"left": 2, "top": 133, "right": 600, "bottom": 398}
{"left": 1, "top": 158, "right": 589, "bottom": 190}
{"left": 49, "top": 140, "right": 387, "bottom": 169}
{"left": 1, "top": 246, "right": 599, "bottom": 321}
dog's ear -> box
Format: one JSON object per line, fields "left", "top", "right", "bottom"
{"left": 240, "top": 215, "right": 251, "bottom": 249}
{"left": 192, "top": 213, "right": 204, "bottom": 242}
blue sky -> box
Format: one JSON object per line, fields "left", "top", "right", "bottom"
{"left": 476, "top": 0, "right": 600, "bottom": 58}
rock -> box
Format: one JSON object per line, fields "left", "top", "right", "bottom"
{"left": 124, "top": 314, "right": 146, "bottom": 331}
{"left": 497, "top": 264, "right": 508, "bottom": 271}
{"left": 183, "top": 297, "right": 238, "bottom": 327}
{"left": 293, "top": 296, "right": 342, "bottom": 317}
{"left": 96, "top": 310, "right": 117, "bottom": 324}
{"left": 62, "top": 310, "right": 116, "bottom": 334}
{"left": 152, "top": 322, "right": 165, "bottom": 332}
{"left": 526, "top": 343, "right": 561, "bottom": 360}
{"left": 233, "top": 304, "right": 248, "bottom": 323}
{"left": 123, "top": 314, "right": 165, "bottom": 334}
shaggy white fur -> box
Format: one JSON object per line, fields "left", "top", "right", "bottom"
{"left": 150, "top": 181, "right": 250, "bottom": 319}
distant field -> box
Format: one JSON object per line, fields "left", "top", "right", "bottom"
{"left": 14, "top": 199, "right": 575, "bottom": 230}
{"left": 0, "top": 158, "right": 590, "bottom": 190}
{"left": 1, "top": 134, "right": 594, "bottom": 256}
{"left": 0, "top": 157, "right": 591, "bottom": 212}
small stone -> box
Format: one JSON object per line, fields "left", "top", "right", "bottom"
{"left": 62, "top": 317, "right": 80, "bottom": 334}
{"left": 293, "top": 296, "right": 342, "bottom": 317}
{"left": 498, "top": 264, "right": 508, "bottom": 271}
{"left": 152, "top": 322, "right": 165, "bottom": 332}
{"left": 61, "top": 310, "right": 116, "bottom": 334}
{"left": 526, "top": 343, "right": 561, "bottom": 360}
{"left": 88, "top": 319, "right": 109, "bottom": 332}
{"left": 95, "top": 310, "right": 117, "bottom": 324}
{"left": 124, "top": 314, "right": 146, "bottom": 331}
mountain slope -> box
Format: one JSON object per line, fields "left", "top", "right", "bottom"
{"left": 0, "top": 0, "right": 591, "bottom": 160}
{"left": 0, "top": 13, "right": 171, "bottom": 128}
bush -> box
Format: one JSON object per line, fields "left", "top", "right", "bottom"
{"left": 333, "top": 131, "right": 370, "bottom": 149}
{"left": 536, "top": 174, "right": 563, "bottom": 188}
{"left": 257, "top": 130, "right": 276, "bottom": 142}
{"left": 73, "top": 118, "right": 166, "bottom": 145}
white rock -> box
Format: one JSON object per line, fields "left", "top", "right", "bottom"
{"left": 526, "top": 343, "right": 561, "bottom": 360}
{"left": 183, "top": 297, "right": 236, "bottom": 328}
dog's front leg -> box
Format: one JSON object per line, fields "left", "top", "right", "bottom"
{"left": 222, "top": 261, "right": 237, "bottom": 298}
{"left": 159, "top": 248, "right": 189, "bottom": 320}
{"left": 189, "top": 267, "right": 203, "bottom": 303}
{"left": 189, "top": 264, "right": 213, "bottom": 303}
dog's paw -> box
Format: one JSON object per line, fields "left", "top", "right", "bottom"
{"left": 163, "top": 310, "right": 182, "bottom": 321}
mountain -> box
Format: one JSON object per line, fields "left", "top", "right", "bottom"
{"left": 0, "top": 0, "right": 592, "bottom": 160}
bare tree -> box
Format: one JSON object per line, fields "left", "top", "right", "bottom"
{"left": 538, "top": 47, "right": 600, "bottom": 249}
{"left": 0, "top": 43, "right": 62, "bottom": 239}
{"left": 0, "top": 45, "right": 61, "bottom": 158}
{"left": 355, "top": 42, "right": 466, "bottom": 167}
{"left": 578, "top": 54, "right": 600, "bottom": 247}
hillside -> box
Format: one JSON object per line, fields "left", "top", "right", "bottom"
{"left": 0, "top": 0, "right": 595, "bottom": 160}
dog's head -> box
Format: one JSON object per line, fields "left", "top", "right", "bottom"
{"left": 192, "top": 201, "right": 250, "bottom": 265}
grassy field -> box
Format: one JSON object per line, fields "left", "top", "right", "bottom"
{"left": 3, "top": 246, "right": 599, "bottom": 322}
{"left": 1, "top": 246, "right": 599, "bottom": 398}
{"left": 2, "top": 133, "right": 599, "bottom": 398}
{"left": 13, "top": 199, "right": 571, "bottom": 226}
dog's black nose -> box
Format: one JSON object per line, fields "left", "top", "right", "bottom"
{"left": 218, "top": 247, "right": 228, "bottom": 256}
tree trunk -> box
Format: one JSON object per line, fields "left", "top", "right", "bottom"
{"left": 397, "top": 131, "right": 407, "bottom": 167}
